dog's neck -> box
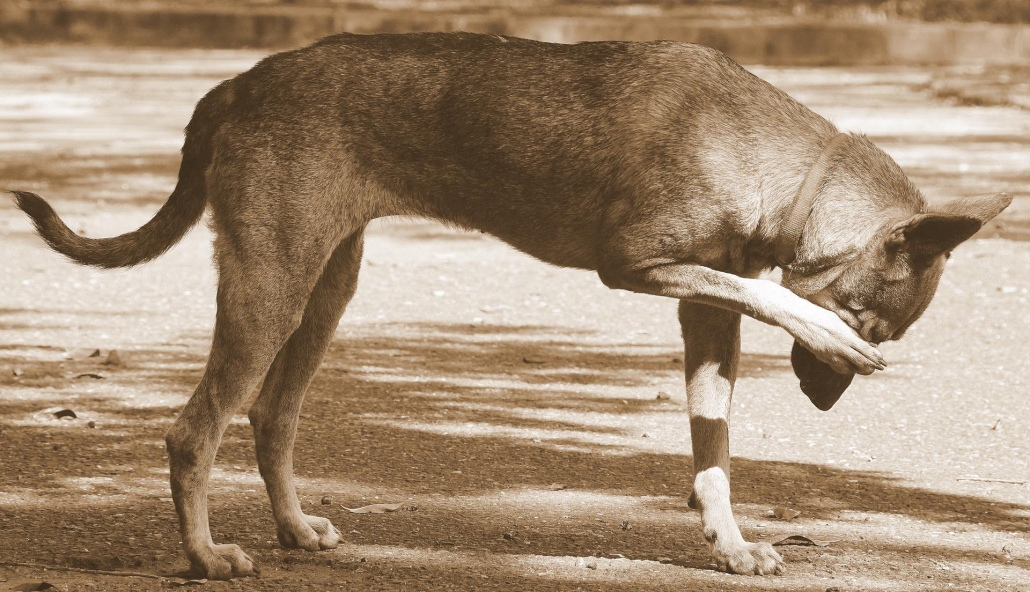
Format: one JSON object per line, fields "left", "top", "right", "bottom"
{"left": 764, "top": 132, "right": 927, "bottom": 295}
{"left": 772, "top": 132, "right": 851, "bottom": 268}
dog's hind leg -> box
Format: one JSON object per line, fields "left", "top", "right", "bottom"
{"left": 164, "top": 198, "right": 354, "bottom": 579}
{"left": 247, "top": 228, "right": 364, "bottom": 552}
{"left": 679, "top": 301, "right": 785, "bottom": 576}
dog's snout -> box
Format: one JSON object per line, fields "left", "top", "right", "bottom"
{"left": 856, "top": 315, "right": 890, "bottom": 344}
{"left": 868, "top": 321, "right": 893, "bottom": 344}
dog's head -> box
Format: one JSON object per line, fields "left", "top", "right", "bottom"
{"left": 784, "top": 192, "right": 1012, "bottom": 410}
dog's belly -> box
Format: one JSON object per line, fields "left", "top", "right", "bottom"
{"left": 469, "top": 212, "right": 602, "bottom": 270}
{"left": 413, "top": 182, "right": 607, "bottom": 271}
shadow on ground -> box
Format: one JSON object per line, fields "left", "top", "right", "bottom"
{"left": 1, "top": 321, "right": 1027, "bottom": 590}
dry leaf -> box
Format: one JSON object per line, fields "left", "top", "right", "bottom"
{"left": 770, "top": 534, "right": 830, "bottom": 547}
{"left": 522, "top": 356, "right": 546, "bottom": 364}
{"left": 656, "top": 391, "right": 672, "bottom": 400}
{"left": 546, "top": 483, "right": 567, "bottom": 491}
{"left": 103, "top": 350, "right": 122, "bottom": 366}
{"left": 343, "top": 503, "right": 404, "bottom": 514}
{"left": 88, "top": 349, "right": 101, "bottom": 358}
{"left": 772, "top": 506, "right": 801, "bottom": 521}
{"left": 75, "top": 373, "right": 105, "bottom": 380}
{"left": 53, "top": 409, "right": 77, "bottom": 419}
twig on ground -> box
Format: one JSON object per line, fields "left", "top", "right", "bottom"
{"left": 0, "top": 561, "right": 166, "bottom": 580}
{"left": 956, "top": 477, "right": 1027, "bottom": 485}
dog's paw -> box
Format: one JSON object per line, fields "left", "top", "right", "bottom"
{"left": 190, "top": 543, "right": 259, "bottom": 580}
{"left": 277, "top": 514, "right": 342, "bottom": 551}
{"left": 714, "top": 541, "right": 784, "bottom": 576}
{"left": 784, "top": 299, "right": 884, "bottom": 376}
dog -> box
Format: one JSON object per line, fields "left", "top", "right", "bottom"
{"left": 11, "top": 32, "right": 1011, "bottom": 578}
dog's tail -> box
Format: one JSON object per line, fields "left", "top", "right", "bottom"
{"left": 10, "top": 81, "right": 232, "bottom": 269}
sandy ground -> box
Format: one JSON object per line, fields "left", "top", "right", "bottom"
{"left": 0, "top": 47, "right": 1028, "bottom": 591}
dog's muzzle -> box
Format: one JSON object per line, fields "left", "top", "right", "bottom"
{"left": 790, "top": 341, "right": 854, "bottom": 411}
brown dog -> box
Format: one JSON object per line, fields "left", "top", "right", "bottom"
{"left": 11, "top": 32, "right": 1011, "bottom": 578}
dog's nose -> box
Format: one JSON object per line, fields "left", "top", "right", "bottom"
{"left": 858, "top": 316, "right": 889, "bottom": 344}
{"left": 869, "top": 321, "right": 893, "bottom": 344}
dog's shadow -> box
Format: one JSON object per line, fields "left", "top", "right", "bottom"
{"left": 0, "top": 320, "right": 1025, "bottom": 588}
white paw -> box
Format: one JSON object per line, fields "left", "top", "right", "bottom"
{"left": 277, "top": 514, "right": 342, "bottom": 551}
{"left": 189, "top": 543, "right": 258, "bottom": 580}
{"left": 714, "top": 541, "right": 785, "bottom": 575}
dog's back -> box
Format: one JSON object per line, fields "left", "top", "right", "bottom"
{"left": 216, "top": 33, "right": 833, "bottom": 269}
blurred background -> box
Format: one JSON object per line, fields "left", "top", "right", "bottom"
{"left": 3, "top": 0, "right": 1030, "bottom": 60}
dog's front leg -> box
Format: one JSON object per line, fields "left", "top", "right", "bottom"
{"left": 600, "top": 262, "right": 885, "bottom": 376}
{"left": 679, "top": 301, "right": 784, "bottom": 575}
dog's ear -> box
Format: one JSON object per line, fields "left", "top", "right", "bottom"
{"left": 886, "top": 213, "right": 981, "bottom": 262}
{"left": 887, "top": 193, "right": 1012, "bottom": 262}
{"left": 932, "top": 192, "right": 1013, "bottom": 225}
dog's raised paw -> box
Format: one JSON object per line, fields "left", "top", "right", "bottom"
{"left": 791, "top": 341, "right": 854, "bottom": 410}
{"left": 716, "top": 542, "right": 785, "bottom": 576}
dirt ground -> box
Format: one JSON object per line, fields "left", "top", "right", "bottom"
{"left": 0, "top": 48, "right": 1028, "bottom": 591}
